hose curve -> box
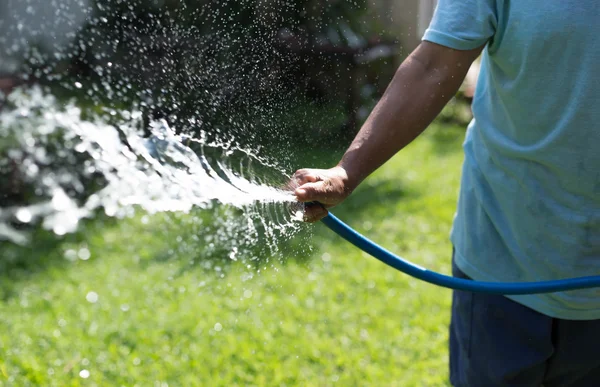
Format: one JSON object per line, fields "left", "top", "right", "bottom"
{"left": 321, "top": 213, "right": 600, "bottom": 295}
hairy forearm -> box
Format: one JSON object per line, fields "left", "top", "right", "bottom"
{"left": 338, "top": 42, "right": 480, "bottom": 189}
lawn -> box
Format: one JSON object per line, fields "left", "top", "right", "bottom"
{"left": 0, "top": 120, "right": 466, "bottom": 386}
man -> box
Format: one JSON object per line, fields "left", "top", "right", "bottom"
{"left": 292, "top": 1, "right": 600, "bottom": 385}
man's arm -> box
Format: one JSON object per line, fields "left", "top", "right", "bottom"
{"left": 293, "top": 41, "right": 484, "bottom": 222}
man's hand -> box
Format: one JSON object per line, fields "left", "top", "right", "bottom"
{"left": 292, "top": 166, "right": 355, "bottom": 222}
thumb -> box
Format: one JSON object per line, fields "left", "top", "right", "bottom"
{"left": 295, "top": 181, "right": 328, "bottom": 203}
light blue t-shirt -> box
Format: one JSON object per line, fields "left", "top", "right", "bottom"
{"left": 423, "top": 0, "right": 600, "bottom": 320}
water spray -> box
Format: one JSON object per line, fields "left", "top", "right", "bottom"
{"left": 320, "top": 212, "right": 600, "bottom": 295}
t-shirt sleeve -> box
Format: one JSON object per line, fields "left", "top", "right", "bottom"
{"left": 422, "top": 0, "right": 498, "bottom": 50}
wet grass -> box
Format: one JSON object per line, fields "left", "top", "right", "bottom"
{"left": 0, "top": 121, "right": 466, "bottom": 386}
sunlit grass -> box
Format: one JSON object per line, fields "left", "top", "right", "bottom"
{"left": 0, "top": 121, "right": 465, "bottom": 386}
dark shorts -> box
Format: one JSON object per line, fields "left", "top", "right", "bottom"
{"left": 450, "top": 251, "right": 600, "bottom": 387}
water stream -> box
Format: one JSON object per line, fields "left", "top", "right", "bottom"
{"left": 0, "top": 0, "right": 373, "bottom": 263}
{"left": 0, "top": 86, "right": 305, "bottom": 254}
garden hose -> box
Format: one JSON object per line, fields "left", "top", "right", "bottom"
{"left": 320, "top": 213, "right": 600, "bottom": 295}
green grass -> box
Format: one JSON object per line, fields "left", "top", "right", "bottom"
{"left": 0, "top": 121, "right": 466, "bottom": 386}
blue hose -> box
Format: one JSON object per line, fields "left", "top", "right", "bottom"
{"left": 321, "top": 213, "right": 600, "bottom": 295}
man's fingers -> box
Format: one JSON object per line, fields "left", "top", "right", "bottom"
{"left": 303, "top": 203, "right": 328, "bottom": 223}
{"left": 290, "top": 166, "right": 351, "bottom": 221}
{"left": 293, "top": 169, "right": 320, "bottom": 185}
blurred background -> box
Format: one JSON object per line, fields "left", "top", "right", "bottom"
{"left": 0, "top": 1, "right": 476, "bottom": 385}
{"left": 0, "top": 0, "right": 474, "bottom": 146}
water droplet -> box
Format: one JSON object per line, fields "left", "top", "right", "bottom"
{"left": 86, "top": 291, "right": 98, "bottom": 303}
{"left": 79, "top": 370, "right": 90, "bottom": 379}
{"left": 15, "top": 209, "right": 32, "bottom": 223}
{"left": 64, "top": 249, "right": 77, "bottom": 261}
{"left": 214, "top": 323, "right": 223, "bottom": 332}
{"left": 74, "top": 82, "right": 82, "bottom": 89}
{"left": 51, "top": 189, "right": 71, "bottom": 211}
{"left": 78, "top": 247, "right": 91, "bottom": 260}
{"left": 53, "top": 225, "right": 67, "bottom": 236}
{"left": 243, "top": 290, "right": 252, "bottom": 298}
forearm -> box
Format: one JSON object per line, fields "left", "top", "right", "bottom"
{"left": 338, "top": 42, "right": 480, "bottom": 189}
